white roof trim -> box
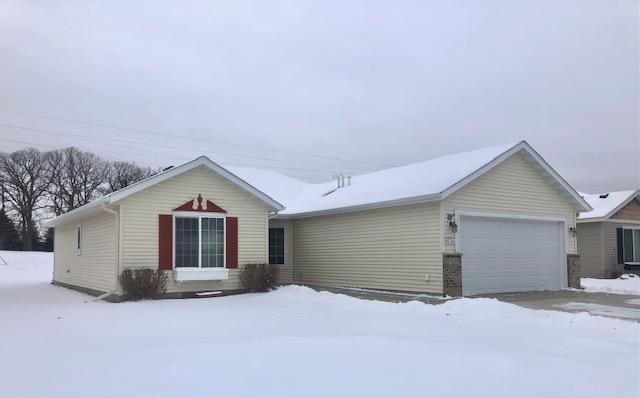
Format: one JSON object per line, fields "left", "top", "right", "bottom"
{"left": 107, "top": 156, "right": 283, "bottom": 210}
{"left": 440, "top": 141, "right": 592, "bottom": 212}
{"left": 577, "top": 190, "right": 640, "bottom": 222}
{"left": 46, "top": 141, "right": 590, "bottom": 226}
{"left": 46, "top": 156, "right": 283, "bottom": 227}
{"left": 276, "top": 141, "right": 590, "bottom": 218}
{"left": 275, "top": 193, "right": 442, "bottom": 219}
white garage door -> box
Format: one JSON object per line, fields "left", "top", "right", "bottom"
{"left": 459, "top": 215, "right": 565, "bottom": 295}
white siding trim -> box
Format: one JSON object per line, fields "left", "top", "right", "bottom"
{"left": 172, "top": 212, "right": 227, "bottom": 270}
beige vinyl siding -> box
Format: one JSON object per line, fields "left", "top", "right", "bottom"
{"left": 268, "top": 219, "right": 294, "bottom": 284}
{"left": 53, "top": 211, "right": 117, "bottom": 293}
{"left": 443, "top": 152, "right": 578, "bottom": 254}
{"left": 577, "top": 222, "right": 605, "bottom": 278}
{"left": 611, "top": 197, "right": 640, "bottom": 220}
{"left": 118, "top": 165, "right": 270, "bottom": 293}
{"left": 292, "top": 202, "right": 442, "bottom": 294}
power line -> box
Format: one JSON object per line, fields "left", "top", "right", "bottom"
{"left": 0, "top": 121, "right": 372, "bottom": 172}
{"left": 0, "top": 123, "right": 353, "bottom": 174}
{"left": 0, "top": 136, "right": 326, "bottom": 181}
{"left": 0, "top": 136, "right": 331, "bottom": 181}
{"left": 0, "top": 107, "right": 393, "bottom": 167}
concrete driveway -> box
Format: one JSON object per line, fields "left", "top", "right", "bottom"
{"left": 311, "top": 285, "right": 640, "bottom": 321}
{"left": 480, "top": 290, "right": 640, "bottom": 321}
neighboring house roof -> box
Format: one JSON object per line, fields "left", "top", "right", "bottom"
{"left": 578, "top": 190, "right": 640, "bottom": 222}
{"left": 233, "top": 140, "right": 591, "bottom": 217}
{"left": 45, "top": 140, "right": 591, "bottom": 226}
{"left": 45, "top": 156, "right": 285, "bottom": 227}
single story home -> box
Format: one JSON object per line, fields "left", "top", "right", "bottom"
{"left": 577, "top": 190, "right": 640, "bottom": 278}
{"left": 45, "top": 140, "right": 591, "bottom": 299}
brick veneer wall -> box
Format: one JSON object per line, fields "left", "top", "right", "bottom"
{"left": 443, "top": 253, "right": 462, "bottom": 297}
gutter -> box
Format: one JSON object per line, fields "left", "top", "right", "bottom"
{"left": 44, "top": 197, "right": 107, "bottom": 227}
{"left": 276, "top": 192, "right": 443, "bottom": 219}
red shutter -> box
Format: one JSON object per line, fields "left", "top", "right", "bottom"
{"left": 226, "top": 217, "right": 238, "bottom": 268}
{"left": 158, "top": 215, "right": 173, "bottom": 270}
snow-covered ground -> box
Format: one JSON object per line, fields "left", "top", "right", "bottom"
{"left": 582, "top": 274, "right": 640, "bottom": 295}
{"left": 1, "top": 251, "right": 638, "bottom": 398}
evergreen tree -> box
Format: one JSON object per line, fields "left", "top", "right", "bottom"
{"left": 42, "top": 228, "right": 54, "bottom": 252}
{"left": 0, "top": 208, "right": 21, "bottom": 250}
{"left": 19, "top": 218, "right": 42, "bottom": 251}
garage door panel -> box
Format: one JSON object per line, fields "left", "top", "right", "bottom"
{"left": 463, "top": 257, "right": 560, "bottom": 274}
{"left": 460, "top": 215, "right": 564, "bottom": 295}
{"left": 463, "top": 276, "right": 559, "bottom": 294}
{"left": 463, "top": 244, "right": 561, "bottom": 255}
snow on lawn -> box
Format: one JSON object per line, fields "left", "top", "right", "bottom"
{"left": 1, "top": 251, "right": 639, "bottom": 398}
{"left": 582, "top": 274, "right": 640, "bottom": 295}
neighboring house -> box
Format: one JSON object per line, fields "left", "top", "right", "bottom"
{"left": 46, "top": 141, "right": 590, "bottom": 299}
{"left": 577, "top": 190, "right": 640, "bottom": 278}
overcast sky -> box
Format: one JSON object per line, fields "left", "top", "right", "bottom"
{"left": 0, "top": 0, "right": 638, "bottom": 192}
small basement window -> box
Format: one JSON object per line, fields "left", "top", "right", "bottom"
{"left": 269, "top": 227, "right": 285, "bottom": 265}
{"left": 76, "top": 225, "right": 82, "bottom": 256}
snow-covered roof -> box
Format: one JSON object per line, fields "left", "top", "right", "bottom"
{"left": 578, "top": 190, "right": 639, "bottom": 221}
{"left": 45, "top": 157, "right": 285, "bottom": 227}
{"left": 232, "top": 141, "right": 591, "bottom": 217}
{"left": 223, "top": 166, "right": 310, "bottom": 207}
{"left": 46, "top": 140, "right": 591, "bottom": 226}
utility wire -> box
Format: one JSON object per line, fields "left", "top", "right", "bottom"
{"left": 0, "top": 123, "right": 353, "bottom": 174}
{"left": 0, "top": 137, "right": 330, "bottom": 181}
{"left": 0, "top": 121, "right": 372, "bottom": 172}
{"left": 0, "top": 107, "right": 393, "bottom": 167}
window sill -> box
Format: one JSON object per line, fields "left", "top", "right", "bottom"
{"left": 174, "top": 267, "right": 229, "bottom": 282}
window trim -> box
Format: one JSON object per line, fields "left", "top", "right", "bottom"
{"left": 268, "top": 227, "right": 285, "bottom": 265}
{"left": 622, "top": 226, "right": 640, "bottom": 265}
{"left": 172, "top": 212, "right": 226, "bottom": 269}
{"left": 76, "top": 224, "right": 82, "bottom": 256}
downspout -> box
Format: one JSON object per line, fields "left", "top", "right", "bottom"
{"left": 102, "top": 202, "right": 119, "bottom": 299}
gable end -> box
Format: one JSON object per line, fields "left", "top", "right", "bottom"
{"left": 611, "top": 197, "right": 640, "bottom": 220}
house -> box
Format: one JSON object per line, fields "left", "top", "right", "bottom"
{"left": 577, "top": 190, "right": 640, "bottom": 278}
{"left": 45, "top": 141, "right": 591, "bottom": 299}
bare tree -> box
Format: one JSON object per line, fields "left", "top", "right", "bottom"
{"left": 106, "top": 161, "right": 157, "bottom": 193}
{"left": 0, "top": 149, "right": 57, "bottom": 250}
{"left": 48, "top": 147, "right": 110, "bottom": 216}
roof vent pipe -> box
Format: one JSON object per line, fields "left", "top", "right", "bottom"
{"left": 347, "top": 176, "right": 351, "bottom": 186}
{"left": 333, "top": 175, "right": 340, "bottom": 189}
{"left": 339, "top": 174, "right": 345, "bottom": 188}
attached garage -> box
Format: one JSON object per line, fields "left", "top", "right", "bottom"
{"left": 457, "top": 213, "right": 566, "bottom": 295}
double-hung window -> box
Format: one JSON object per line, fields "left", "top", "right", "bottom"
{"left": 269, "top": 227, "right": 285, "bottom": 265}
{"left": 174, "top": 214, "right": 225, "bottom": 268}
{"left": 623, "top": 228, "right": 640, "bottom": 264}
